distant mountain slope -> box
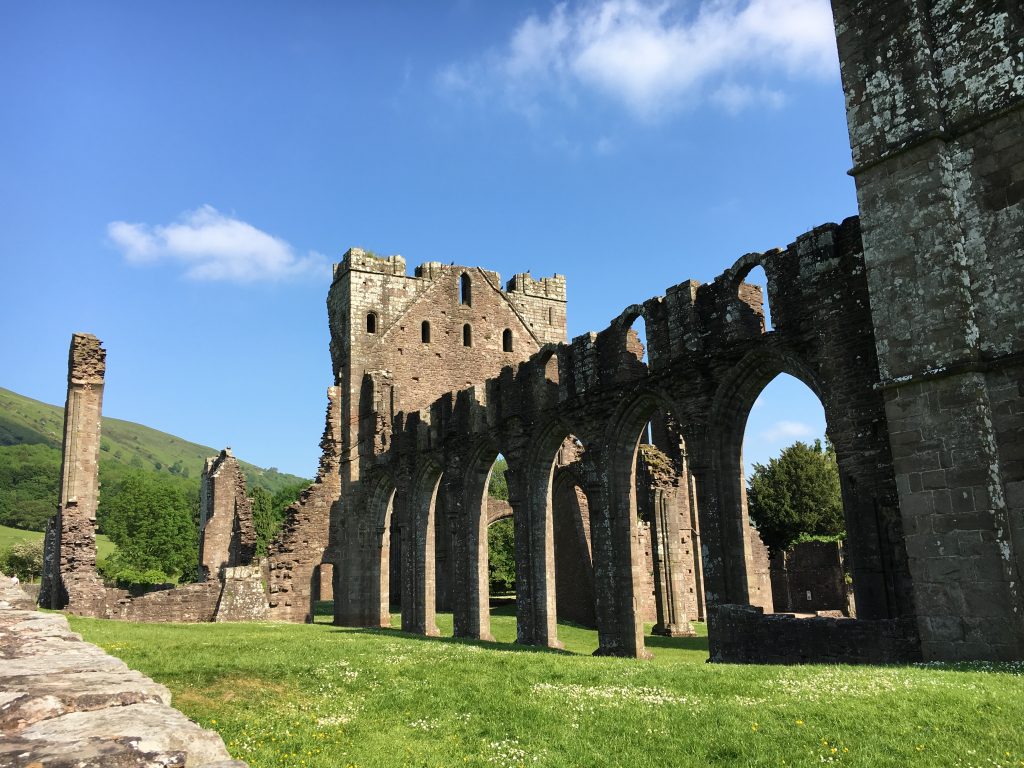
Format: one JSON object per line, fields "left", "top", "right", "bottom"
{"left": 0, "top": 387, "right": 309, "bottom": 494}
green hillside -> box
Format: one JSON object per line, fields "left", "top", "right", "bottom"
{"left": 0, "top": 523, "right": 116, "bottom": 560}
{"left": 0, "top": 387, "right": 308, "bottom": 495}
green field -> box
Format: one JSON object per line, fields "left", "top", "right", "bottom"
{"left": 69, "top": 607, "right": 1024, "bottom": 768}
{"left": 0, "top": 523, "right": 116, "bottom": 562}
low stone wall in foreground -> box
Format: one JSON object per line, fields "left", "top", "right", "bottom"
{"left": 0, "top": 574, "right": 246, "bottom": 768}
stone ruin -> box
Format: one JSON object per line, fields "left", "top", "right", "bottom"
{"left": 39, "top": 0, "right": 1023, "bottom": 664}
{"left": 38, "top": 336, "right": 274, "bottom": 622}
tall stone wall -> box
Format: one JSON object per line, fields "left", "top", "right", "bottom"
{"left": 198, "top": 448, "right": 256, "bottom": 581}
{"left": 358, "top": 216, "right": 912, "bottom": 660}
{"left": 40, "top": 333, "right": 107, "bottom": 613}
{"left": 266, "top": 387, "right": 343, "bottom": 623}
{"left": 833, "top": 0, "right": 1024, "bottom": 660}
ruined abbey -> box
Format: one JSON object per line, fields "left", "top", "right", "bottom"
{"left": 37, "top": 1, "right": 1024, "bottom": 664}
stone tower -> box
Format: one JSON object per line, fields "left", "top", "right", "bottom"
{"left": 833, "top": 1, "right": 1024, "bottom": 660}
{"left": 324, "top": 248, "right": 567, "bottom": 625}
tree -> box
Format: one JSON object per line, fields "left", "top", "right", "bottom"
{"left": 746, "top": 439, "right": 845, "bottom": 554}
{"left": 97, "top": 470, "right": 199, "bottom": 584}
{"left": 487, "top": 518, "right": 515, "bottom": 592}
{"left": 488, "top": 458, "right": 508, "bottom": 501}
{"left": 0, "top": 444, "right": 62, "bottom": 531}
{"left": 250, "top": 486, "right": 277, "bottom": 558}
{"left": 0, "top": 538, "right": 45, "bottom": 581}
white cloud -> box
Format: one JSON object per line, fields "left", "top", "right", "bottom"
{"left": 438, "top": 0, "right": 837, "bottom": 119}
{"left": 759, "top": 420, "right": 813, "bottom": 441}
{"left": 711, "top": 82, "right": 787, "bottom": 114}
{"left": 107, "top": 205, "right": 329, "bottom": 283}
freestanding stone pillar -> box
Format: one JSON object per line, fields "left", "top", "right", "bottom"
{"left": 40, "top": 334, "right": 107, "bottom": 612}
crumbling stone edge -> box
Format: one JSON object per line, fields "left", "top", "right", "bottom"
{"left": 0, "top": 573, "right": 247, "bottom": 768}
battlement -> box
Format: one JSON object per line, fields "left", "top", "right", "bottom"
{"left": 415, "top": 262, "right": 503, "bottom": 287}
{"left": 334, "top": 248, "right": 407, "bottom": 280}
{"left": 506, "top": 272, "right": 567, "bottom": 302}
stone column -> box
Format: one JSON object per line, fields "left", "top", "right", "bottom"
{"left": 400, "top": 469, "right": 440, "bottom": 637}
{"left": 649, "top": 486, "right": 697, "bottom": 637}
{"left": 509, "top": 460, "right": 561, "bottom": 649}
{"left": 451, "top": 476, "right": 493, "bottom": 641}
{"left": 46, "top": 333, "right": 107, "bottom": 612}
{"left": 589, "top": 446, "right": 649, "bottom": 658}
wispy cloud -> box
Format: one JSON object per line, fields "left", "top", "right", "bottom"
{"left": 108, "top": 205, "right": 329, "bottom": 283}
{"left": 759, "top": 420, "right": 813, "bottom": 442}
{"left": 438, "top": 0, "right": 837, "bottom": 120}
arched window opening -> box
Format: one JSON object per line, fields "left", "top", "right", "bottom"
{"left": 502, "top": 328, "right": 513, "bottom": 352}
{"left": 485, "top": 453, "right": 515, "bottom": 639}
{"left": 463, "top": 324, "right": 473, "bottom": 347}
{"left": 421, "top": 320, "right": 431, "bottom": 343}
{"left": 543, "top": 433, "right": 597, "bottom": 648}
{"left": 741, "top": 265, "right": 772, "bottom": 332}
{"left": 626, "top": 314, "right": 648, "bottom": 368}
{"left": 366, "top": 312, "right": 378, "bottom": 334}
{"left": 620, "top": 407, "right": 699, "bottom": 647}
{"left": 741, "top": 373, "right": 845, "bottom": 616}
{"left": 548, "top": 306, "right": 555, "bottom": 325}
{"left": 434, "top": 486, "right": 455, "bottom": 634}
{"left": 460, "top": 272, "right": 472, "bottom": 306}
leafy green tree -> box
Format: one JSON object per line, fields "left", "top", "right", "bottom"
{"left": 487, "top": 518, "right": 515, "bottom": 592}
{"left": 0, "top": 444, "right": 62, "bottom": 531}
{"left": 271, "top": 482, "right": 308, "bottom": 517}
{"left": 747, "top": 439, "right": 845, "bottom": 554}
{"left": 488, "top": 458, "right": 508, "bottom": 501}
{"left": 0, "top": 538, "right": 45, "bottom": 581}
{"left": 245, "top": 482, "right": 307, "bottom": 558}
{"left": 251, "top": 486, "right": 278, "bottom": 558}
{"left": 97, "top": 470, "right": 199, "bottom": 584}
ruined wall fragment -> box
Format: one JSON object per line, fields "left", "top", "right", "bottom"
{"left": 266, "top": 387, "right": 342, "bottom": 622}
{"left": 198, "top": 448, "right": 256, "bottom": 581}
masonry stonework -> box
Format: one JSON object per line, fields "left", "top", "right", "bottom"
{"left": 266, "top": 387, "right": 343, "bottom": 623}
{"left": 833, "top": 0, "right": 1024, "bottom": 660}
{"left": 40, "top": 334, "right": 107, "bottom": 613}
{"left": 198, "top": 449, "right": 256, "bottom": 581}
{"left": 37, "top": 1, "right": 1024, "bottom": 668}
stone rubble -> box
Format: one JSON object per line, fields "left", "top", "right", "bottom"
{"left": 0, "top": 574, "right": 246, "bottom": 768}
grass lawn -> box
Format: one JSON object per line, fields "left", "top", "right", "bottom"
{"left": 0, "top": 523, "right": 116, "bottom": 562}
{"left": 69, "top": 605, "right": 1024, "bottom": 768}
{"left": 72, "top": 606, "right": 1024, "bottom": 768}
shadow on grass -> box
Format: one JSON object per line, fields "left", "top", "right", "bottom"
{"left": 644, "top": 633, "right": 710, "bottom": 654}
{"left": 315, "top": 599, "right": 708, "bottom": 659}
{"left": 335, "top": 625, "right": 579, "bottom": 657}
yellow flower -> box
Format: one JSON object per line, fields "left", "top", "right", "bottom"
{"left": 795, "top": 720, "right": 804, "bottom": 726}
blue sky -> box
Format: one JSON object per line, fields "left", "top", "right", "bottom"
{"left": 0, "top": 1, "right": 848, "bottom": 478}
